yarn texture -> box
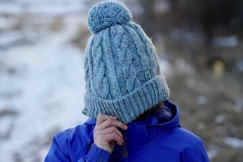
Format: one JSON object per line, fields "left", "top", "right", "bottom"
{"left": 88, "top": 1, "right": 132, "bottom": 34}
{"left": 83, "top": 1, "right": 169, "bottom": 124}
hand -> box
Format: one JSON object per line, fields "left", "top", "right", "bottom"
{"left": 93, "top": 114, "right": 128, "bottom": 153}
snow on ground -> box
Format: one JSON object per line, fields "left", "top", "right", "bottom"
{"left": 0, "top": 1, "right": 89, "bottom": 161}
{"left": 0, "top": 44, "right": 87, "bottom": 161}
{"left": 224, "top": 137, "right": 243, "bottom": 149}
{"left": 0, "top": 0, "right": 86, "bottom": 15}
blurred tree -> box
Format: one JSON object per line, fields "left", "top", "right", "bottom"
{"left": 139, "top": 0, "right": 243, "bottom": 39}
{"left": 139, "top": 0, "right": 156, "bottom": 38}
{"left": 201, "top": 0, "right": 243, "bottom": 40}
{"left": 138, "top": 0, "right": 243, "bottom": 69}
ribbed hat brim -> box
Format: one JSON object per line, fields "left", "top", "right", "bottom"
{"left": 82, "top": 75, "right": 169, "bottom": 124}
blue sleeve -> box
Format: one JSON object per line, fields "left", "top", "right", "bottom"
{"left": 181, "top": 139, "right": 210, "bottom": 162}
{"left": 45, "top": 135, "right": 110, "bottom": 162}
{"left": 44, "top": 136, "right": 71, "bottom": 162}
{"left": 84, "top": 144, "right": 111, "bottom": 162}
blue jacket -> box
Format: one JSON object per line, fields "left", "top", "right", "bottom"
{"left": 45, "top": 101, "right": 210, "bottom": 162}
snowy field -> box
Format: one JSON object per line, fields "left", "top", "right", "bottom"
{"left": 0, "top": 0, "right": 90, "bottom": 161}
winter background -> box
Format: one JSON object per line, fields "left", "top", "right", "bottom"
{"left": 0, "top": 0, "right": 243, "bottom": 162}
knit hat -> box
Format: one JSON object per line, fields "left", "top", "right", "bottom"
{"left": 82, "top": 1, "right": 169, "bottom": 124}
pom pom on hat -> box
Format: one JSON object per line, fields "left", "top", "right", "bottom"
{"left": 88, "top": 1, "right": 132, "bottom": 34}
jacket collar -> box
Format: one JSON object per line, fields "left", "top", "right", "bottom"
{"left": 124, "top": 100, "right": 180, "bottom": 145}
{"left": 84, "top": 100, "right": 181, "bottom": 145}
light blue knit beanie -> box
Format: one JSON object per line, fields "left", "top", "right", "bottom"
{"left": 82, "top": 1, "right": 169, "bottom": 124}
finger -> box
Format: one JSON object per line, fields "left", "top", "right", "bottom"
{"left": 96, "top": 113, "right": 116, "bottom": 125}
{"left": 95, "top": 126, "right": 124, "bottom": 143}
{"left": 102, "top": 132, "right": 124, "bottom": 145}
{"left": 96, "top": 118, "right": 127, "bottom": 130}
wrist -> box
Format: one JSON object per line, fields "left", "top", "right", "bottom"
{"left": 95, "top": 142, "right": 114, "bottom": 153}
{"left": 86, "top": 144, "right": 110, "bottom": 161}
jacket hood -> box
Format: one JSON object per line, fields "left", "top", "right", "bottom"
{"left": 124, "top": 100, "right": 180, "bottom": 145}
{"left": 83, "top": 100, "right": 180, "bottom": 145}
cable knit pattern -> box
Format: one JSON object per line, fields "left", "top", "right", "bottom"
{"left": 83, "top": 1, "right": 169, "bottom": 124}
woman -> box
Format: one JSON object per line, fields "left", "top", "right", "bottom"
{"left": 45, "top": 1, "right": 210, "bottom": 161}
